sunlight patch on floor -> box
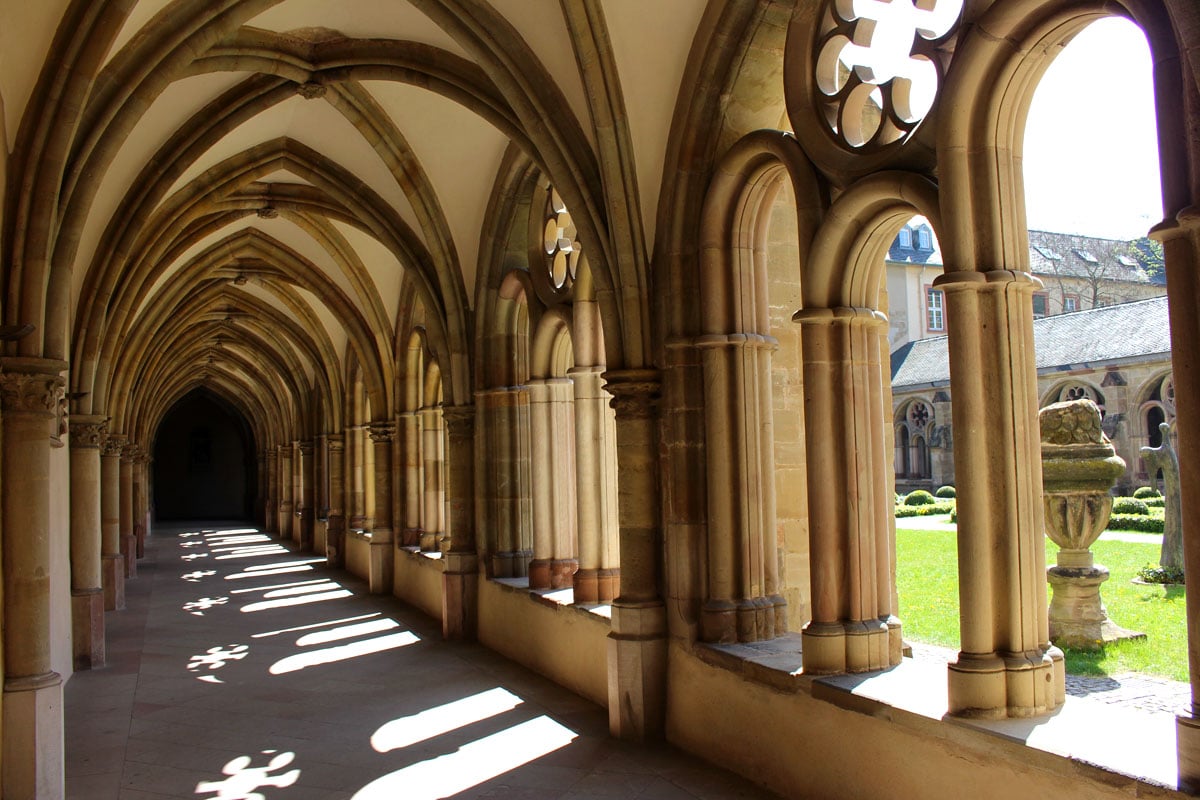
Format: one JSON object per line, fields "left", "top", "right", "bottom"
{"left": 269, "top": 631, "right": 419, "bottom": 675}
{"left": 371, "top": 688, "right": 524, "bottom": 752}
{"left": 251, "top": 612, "right": 382, "bottom": 639}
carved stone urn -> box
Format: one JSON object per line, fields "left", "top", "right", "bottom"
{"left": 1040, "top": 399, "right": 1144, "bottom": 650}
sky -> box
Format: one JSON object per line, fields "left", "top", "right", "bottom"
{"left": 1022, "top": 17, "right": 1162, "bottom": 240}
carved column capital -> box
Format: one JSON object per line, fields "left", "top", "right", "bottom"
{"left": 327, "top": 434, "right": 344, "bottom": 453}
{"left": 69, "top": 416, "right": 109, "bottom": 449}
{"left": 102, "top": 434, "right": 127, "bottom": 458}
{"left": 602, "top": 369, "right": 661, "bottom": 419}
{"left": 298, "top": 440, "right": 314, "bottom": 456}
{"left": 0, "top": 370, "right": 66, "bottom": 416}
{"left": 368, "top": 421, "right": 397, "bottom": 443}
{"left": 442, "top": 405, "right": 476, "bottom": 438}
{"left": 121, "top": 444, "right": 142, "bottom": 462}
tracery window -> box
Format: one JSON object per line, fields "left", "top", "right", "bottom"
{"left": 543, "top": 188, "right": 580, "bottom": 290}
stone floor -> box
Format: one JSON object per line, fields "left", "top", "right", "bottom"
{"left": 65, "top": 523, "right": 779, "bottom": 800}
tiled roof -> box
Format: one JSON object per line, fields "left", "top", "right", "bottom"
{"left": 891, "top": 296, "right": 1171, "bottom": 389}
{"left": 1026, "top": 230, "right": 1154, "bottom": 284}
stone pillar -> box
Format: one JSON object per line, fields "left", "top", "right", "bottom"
{"left": 326, "top": 435, "right": 346, "bottom": 567}
{"left": 935, "top": 269, "right": 1063, "bottom": 718}
{"left": 477, "top": 387, "right": 532, "bottom": 578}
{"left": 69, "top": 416, "right": 108, "bottom": 670}
{"left": 793, "top": 308, "right": 898, "bottom": 674}
{"left": 442, "top": 405, "right": 478, "bottom": 639}
{"left": 132, "top": 451, "right": 149, "bottom": 559}
{"left": 420, "top": 406, "right": 445, "bottom": 551}
{"left": 348, "top": 425, "right": 366, "bottom": 530}
{"left": 119, "top": 444, "right": 136, "bottom": 579}
{"left": 256, "top": 450, "right": 267, "bottom": 528}
{"left": 1153, "top": 211, "right": 1200, "bottom": 786}
{"left": 528, "top": 378, "right": 578, "bottom": 589}
{"left": 603, "top": 369, "right": 667, "bottom": 741}
{"left": 296, "top": 440, "right": 314, "bottom": 550}
{"left": 100, "top": 434, "right": 125, "bottom": 611}
{"left": 398, "top": 411, "right": 422, "bottom": 547}
{"left": 264, "top": 448, "right": 278, "bottom": 534}
{"left": 0, "top": 357, "right": 67, "bottom": 798}
{"left": 368, "top": 422, "right": 396, "bottom": 593}
{"left": 571, "top": 366, "right": 620, "bottom": 603}
{"left": 277, "top": 444, "right": 293, "bottom": 540}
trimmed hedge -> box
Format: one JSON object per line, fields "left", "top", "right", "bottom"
{"left": 1107, "top": 514, "right": 1164, "bottom": 533}
{"left": 903, "top": 490, "right": 937, "bottom": 506}
{"left": 934, "top": 485, "right": 956, "bottom": 499}
{"left": 1112, "top": 497, "right": 1150, "bottom": 516}
{"left": 895, "top": 502, "right": 955, "bottom": 518}
{"left": 1133, "top": 486, "right": 1162, "bottom": 499}
{"left": 1144, "top": 497, "right": 1165, "bottom": 508}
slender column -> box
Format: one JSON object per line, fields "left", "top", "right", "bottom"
{"left": 0, "top": 357, "right": 68, "bottom": 798}
{"left": 277, "top": 444, "right": 293, "bottom": 540}
{"left": 368, "top": 422, "right": 396, "bottom": 594}
{"left": 256, "top": 450, "right": 267, "bottom": 527}
{"left": 476, "top": 388, "right": 532, "bottom": 578}
{"left": 326, "top": 435, "right": 346, "bottom": 567}
{"left": 1155, "top": 212, "right": 1200, "bottom": 786}
{"left": 442, "top": 405, "right": 478, "bottom": 639}
{"left": 603, "top": 370, "right": 667, "bottom": 741}
{"left": 100, "top": 435, "right": 125, "bottom": 611}
{"left": 69, "top": 416, "right": 108, "bottom": 670}
{"left": 264, "top": 448, "right": 278, "bottom": 534}
{"left": 793, "top": 308, "right": 898, "bottom": 674}
{"left": 419, "top": 406, "right": 445, "bottom": 551}
{"left": 348, "top": 425, "right": 366, "bottom": 530}
{"left": 528, "top": 378, "right": 578, "bottom": 589}
{"left": 132, "top": 452, "right": 149, "bottom": 559}
{"left": 399, "top": 411, "right": 422, "bottom": 546}
{"left": 296, "top": 441, "right": 314, "bottom": 550}
{"left": 119, "top": 445, "right": 136, "bottom": 579}
{"left": 571, "top": 367, "right": 621, "bottom": 603}
{"left": 314, "top": 435, "right": 328, "bottom": 555}
{"left": 935, "top": 270, "right": 1063, "bottom": 718}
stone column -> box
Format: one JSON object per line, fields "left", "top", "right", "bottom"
{"left": 348, "top": 425, "right": 366, "bottom": 530}
{"left": 398, "top": 411, "right": 422, "bottom": 546}
{"left": 935, "top": 269, "right": 1063, "bottom": 718}
{"left": 69, "top": 416, "right": 108, "bottom": 670}
{"left": 0, "top": 357, "right": 67, "bottom": 798}
{"left": 100, "top": 434, "right": 125, "bottom": 611}
{"left": 256, "top": 450, "right": 267, "bottom": 528}
{"left": 571, "top": 366, "right": 620, "bottom": 603}
{"left": 368, "top": 421, "right": 396, "bottom": 593}
{"left": 314, "top": 434, "right": 328, "bottom": 553}
{"left": 277, "top": 444, "right": 293, "bottom": 540}
{"left": 528, "top": 378, "right": 578, "bottom": 589}
{"left": 132, "top": 451, "right": 149, "bottom": 559}
{"left": 264, "top": 448, "right": 278, "bottom": 534}
{"left": 119, "top": 444, "right": 136, "bottom": 578}
{"left": 476, "top": 387, "right": 532, "bottom": 578}
{"left": 326, "top": 435, "right": 346, "bottom": 567}
{"left": 442, "top": 405, "right": 478, "bottom": 638}
{"left": 793, "top": 308, "right": 898, "bottom": 674}
{"left": 420, "top": 406, "right": 445, "bottom": 551}
{"left": 603, "top": 369, "right": 666, "bottom": 741}
{"left": 1153, "top": 211, "right": 1200, "bottom": 785}
{"left": 296, "top": 440, "right": 314, "bottom": 550}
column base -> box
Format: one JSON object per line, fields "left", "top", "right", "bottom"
{"left": 442, "top": 552, "right": 478, "bottom": 640}
{"left": 1178, "top": 708, "right": 1200, "bottom": 791}
{"left": 418, "top": 531, "right": 438, "bottom": 552}
{"left": 71, "top": 588, "right": 106, "bottom": 670}
{"left": 102, "top": 554, "right": 125, "bottom": 611}
{"left": 947, "top": 648, "right": 1062, "bottom": 718}
{"left": 122, "top": 534, "right": 137, "bottom": 578}
{"left": 3, "top": 672, "right": 64, "bottom": 799}
{"left": 608, "top": 601, "right": 667, "bottom": 741}
{"left": 368, "top": 530, "right": 394, "bottom": 594}
{"left": 529, "top": 558, "right": 578, "bottom": 590}
{"left": 575, "top": 568, "right": 620, "bottom": 604}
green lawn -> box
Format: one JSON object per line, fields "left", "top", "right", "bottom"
{"left": 896, "top": 522, "right": 1188, "bottom": 681}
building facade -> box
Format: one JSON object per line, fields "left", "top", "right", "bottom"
{"left": 3, "top": 2, "right": 1200, "bottom": 799}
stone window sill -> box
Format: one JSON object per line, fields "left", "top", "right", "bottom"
{"left": 492, "top": 577, "right": 612, "bottom": 620}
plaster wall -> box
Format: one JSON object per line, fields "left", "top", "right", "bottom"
{"left": 392, "top": 549, "right": 443, "bottom": 621}
{"left": 49, "top": 444, "right": 72, "bottom": 682}
{"left": 666, "top": 646, "right": 1180, "bottom": 800}
{"left": 346, "top": 532, "right": 370, "bottom": 584}
{"left": 476, "top": 579, "right": 609, "bottom": 708}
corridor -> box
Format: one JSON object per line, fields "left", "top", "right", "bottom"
{"left": 65, "top": 524, "right": 776, "bottom": 800}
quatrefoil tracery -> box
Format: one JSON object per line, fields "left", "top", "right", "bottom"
{"left": 815, "top": 0, "right": 962, "bottom": 150}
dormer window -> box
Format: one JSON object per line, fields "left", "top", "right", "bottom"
{"left": 917, "top": 228, "right": 932, "bottom": 249}
{"left": 898, "top": 228, "right": 913, "bottom": 248}
{"left": 1074, "top": 249, "right": 1098, "bottom": 264}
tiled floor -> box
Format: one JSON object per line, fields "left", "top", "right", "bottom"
{"left": 65, "top": 524, "right": 779, "bottom": 800}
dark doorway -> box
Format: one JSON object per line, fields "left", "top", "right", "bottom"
{"left": 153, "top": 389, "right": 256, "bottom": 520}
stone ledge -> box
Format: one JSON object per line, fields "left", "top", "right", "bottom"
{"left": 489, "top": 577, "right": 612, "bottom": 621}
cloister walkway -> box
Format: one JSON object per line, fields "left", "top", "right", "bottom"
{"left": 65, "top": 523, "right": 777, "bottom": 800}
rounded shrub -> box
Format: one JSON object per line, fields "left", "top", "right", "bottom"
{"left": 1107, "top": 514, "right": 1163, "bottom": 533}
{"left": 1133, "top": 486, "right": 1162, "bottom": 500}
{"left": 934, "top": 485, "right": 956, "bottom": 499}
{"left": 1112, "top": 497, "right": 1150, "bottom": 516}
{"left": 903, "top": 490, "right": 936, "bottom": 506}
